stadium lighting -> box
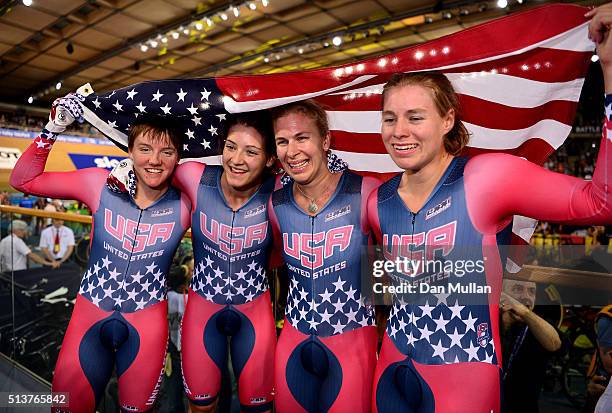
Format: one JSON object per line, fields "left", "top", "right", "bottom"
{"left": 27, "top": 96, "right": 33, "bottom": 104}
{"left": 332, "top": 35, "right": 342, "bottom": 46}
{"left": 22, "top": 0, "right": 33, "bottom": 6}
{"left": 56, "top": 82, "right": 62, "bottom": 90}
{"left": 249, "top": 2, "right": 257, "bottom": 10}
{"left": 497, "top": 0, "right": 508, "bottom": 8}
{"left": 140, "top": 44, "right": 148, "bottom": 52}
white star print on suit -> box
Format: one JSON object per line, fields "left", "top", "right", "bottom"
{"left": 79, "top": 255, "right": 167, "bottom": 312}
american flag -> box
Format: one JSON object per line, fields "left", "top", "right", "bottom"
{"left": 79, "top": 4, "right": 593, "bottom": 251}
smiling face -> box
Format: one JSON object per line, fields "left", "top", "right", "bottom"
{"left": 128, "top": 131, "right": 179, "bottom": 193}
{"left": 381, "top": 84, "right": 454, "bottom": 173}
{"left": 274, "top": 111, "right": 330, "bottom": 185}
{"left": 221, "top": 123, "right": 274, "bottom": 191}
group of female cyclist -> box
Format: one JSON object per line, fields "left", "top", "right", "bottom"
{"left": 9, "top": 4, "right": 612, "bottom": 412}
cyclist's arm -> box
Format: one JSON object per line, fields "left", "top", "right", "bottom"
{"left": 10, "top": 128, "right": 108, "bottom": 210}
{"left": 172, "top": 161, "right": 205, "bottom": 213}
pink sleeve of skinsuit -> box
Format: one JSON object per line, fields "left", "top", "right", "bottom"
{"left": 9, "top": 129, "right": 108, "bottom": 212}
{"left": 360, "top": 175, "right": 382, "bottom": 235}
{"left": 465, "top": 97, "right": 612, "bottom": 235}
{"left": 172, "top": 161, "right": 206, "bottom": 212}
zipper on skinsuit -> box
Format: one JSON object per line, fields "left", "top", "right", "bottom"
{"left": 227, "top": 210, "right": 237, "bottom": 304}
{"left": 408, "top": 211, "right": 418, "bottom": 354}
{"left": 310, "top": 215, "right": 316, "bottom": 334}
{"left": 117, "top": 207, "right": 144, "bottom": 311}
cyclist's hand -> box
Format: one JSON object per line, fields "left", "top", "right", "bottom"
{"left": 45, "top": 93, "right": 84, "bottom": 134}
{"left": 585, "top": 3, "right": 612, "bottom": 77}
{"left": 587, "top": 375, "right": 607, "bottom": 396}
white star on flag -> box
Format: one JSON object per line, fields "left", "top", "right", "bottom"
{"left": 200, "top": 88, "right": 211, "bottom": 101}
{"left": 160, "top": 103, "right": 172, "bottom": 115}
{"left": 187, "top": 103, "right": 198, "bottom": 115}
{"left": 176, "top": 88, "right": 187, "bottom": 102}
{"left": 152, "top": 90, "right": 163, "bottom": 102}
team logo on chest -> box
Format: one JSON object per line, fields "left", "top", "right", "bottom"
{"left": 104, "top": 208, "right": 175, "bottom": 253}
{"left": 200, "top": 211, "right": 267, "bottom": 254}
{"left": 425, "top": 197, "right": 451, "bottom": 220}
{"left": 382, "top": 221, "right": 457, "bottom": 276}
{"left": 151, "top": 207, "right": 174, "bottom": 218}
{"left": 244, "top": 204, "right": 266, "bottom": 219}
{"left": 283, "top": 225, "right": 353, "bottom": 269}
{"left": 325, "top": 205, "right": 351, "bottom": 222}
